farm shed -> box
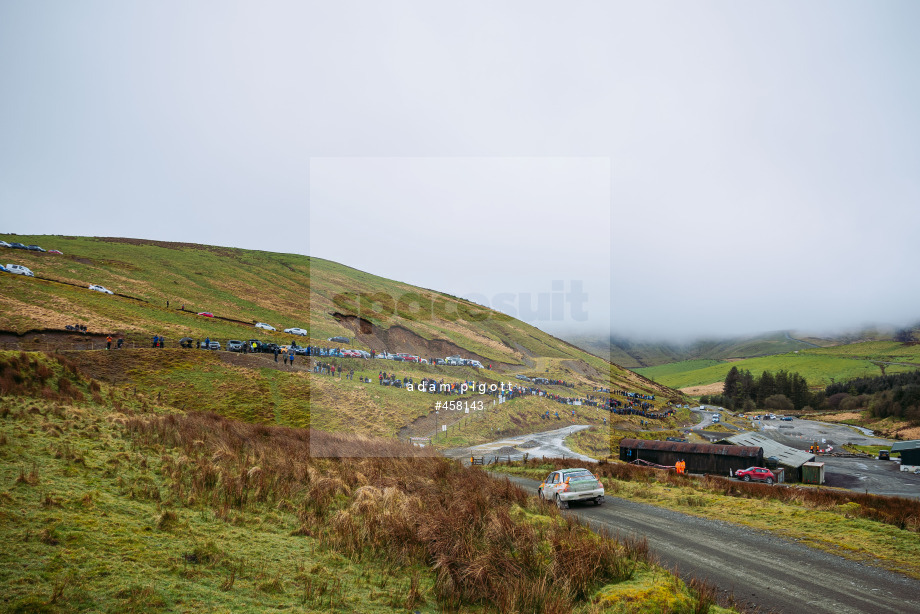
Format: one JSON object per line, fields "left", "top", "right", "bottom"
{"left": 618, "top": 439, "right": 762, "bottom": 475}
{"left": 890, "top": 440, "right": 920, "bottom": 469}
{"left": 801, "top": 462, "right": 825, "bottom": 485}
{"left": 718, "top": 432, "right": 815, "bottom": 482}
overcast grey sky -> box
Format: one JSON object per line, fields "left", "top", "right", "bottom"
{"left": 2, "top": 1, "right": 918, "bottom": 339}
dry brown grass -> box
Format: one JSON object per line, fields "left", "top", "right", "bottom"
{"left": 818, "top": 411, "right": 864, "bottom": 422}
{"left": 0, "top": 351, "right": 87, "bottom": 403}
{"left": 679, "top": 382, "right": 724, "bottom": 396}
{"left": 123, "top": 411, "right": 650, "bottom": 611}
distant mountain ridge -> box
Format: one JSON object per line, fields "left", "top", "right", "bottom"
{"left": 565, "top": 327, "right": 915, "bottom": 369}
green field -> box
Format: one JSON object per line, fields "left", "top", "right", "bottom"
{"left": 637, "top": 348, "right": 920, "bottom": 391}
{"left": 634, "top": 359, "right": 722, "bottom": 382}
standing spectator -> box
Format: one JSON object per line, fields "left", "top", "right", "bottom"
{"left": 117, "top": 337, "right": 124, "bottom": 349}
{"left": 106, "top": 336, "right": 112, "bottom": 350}
{"left": 289, "top": 348, "right": 295, "bottom": 366}
{"left": 283, "top": 354, "right": 288, "bottom": 366}
{"left": 205, "top": 337, "right": 210, "bottom": 350}
{"left": 153, "top": 335, "right": 159, "bottom": 348}
{"left": 167, "top": 300, "right": 170, "bottom": 308}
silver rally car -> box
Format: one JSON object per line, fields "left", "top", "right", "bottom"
{"left": 538, "top": 467, "right": 605, "bottom": 509}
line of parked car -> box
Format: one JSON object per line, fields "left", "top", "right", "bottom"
{"left": 0, "top": 242, "right": 486, "bottom": 371}
{"left": 0, "top": 240, "right": 61, "bottom": 254}
{"left": 173, "top": 337, "right": 486, "bottom": 368}
{"left": 1, "top": 262, "right": 114, "bottom": 295}
{"left": 253, "top": 322, "right": 311, "bottom": 336}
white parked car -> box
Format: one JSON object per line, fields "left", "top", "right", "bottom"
{"left": 255, "top": 322, "right": 276, "bottom": 331}
{"left": 0, "top": 241, "right": 10, "bottom": 248}
{"left": 538, "top": 468, "right": 605, "bottom": 509}
{"left": 89, "top": 284, "right": 114, "bottom": 294}
{"left": 6, "top": 264, "right": 33, "bottom": 277}
{"left": 468, "top": 360, "right": 484, "bottom": 368}
{"left": 284, "top": 327, "right": 308, "bottom": 336}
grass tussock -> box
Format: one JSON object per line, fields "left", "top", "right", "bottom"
{"left": 0, "top": 352, "right": 87, "bottom": 403}
{"left": 124, "top": 411, "right": 652, "bottom": 611}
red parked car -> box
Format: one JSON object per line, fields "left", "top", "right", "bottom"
{"left": 735, "top": 467, "right": 776, "bottom": 484}
{"left": 197, "top": 312, "right": 214, "bottom": 318}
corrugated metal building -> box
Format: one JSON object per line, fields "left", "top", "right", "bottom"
{"left": 618, "top": 439, "right": 762, "bottom": 475}
{"left": 718, "top": 432, "right": 815, "bottom": 482}
{"left": 891, "top": 440, "right": 920, "bottom": 467}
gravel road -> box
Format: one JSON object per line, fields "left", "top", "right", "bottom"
{"left": 446, "top": 424, "right": 597, "bottom": 462}
{"left": 503, "top": 474, "right": 920, "bottom": 614}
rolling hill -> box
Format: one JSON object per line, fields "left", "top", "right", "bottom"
{"left": 567, "top": 331, "right": 826, "bottom": 369}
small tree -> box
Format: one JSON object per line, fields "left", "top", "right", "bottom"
{"left": 763, "top": 394, "right": 794, "bottom": 411}
{"left": 827, "top": 392, "right": 849, "bottom": 410}
{"left": 723, "top": 367, "right": 740, "bottom": 398}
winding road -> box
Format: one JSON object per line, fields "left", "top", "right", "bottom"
{"left": 448, "top": 424, "right": 596, "bottom": 462}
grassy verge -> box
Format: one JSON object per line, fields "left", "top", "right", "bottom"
{"left": 565, "top": 427, "right": 611, "bottom": 459}
{"left": 489, "top": 459, "right": 920, "bottom": 580}
{"left": 842, "top": 444, "right": 895, "bottom": 457}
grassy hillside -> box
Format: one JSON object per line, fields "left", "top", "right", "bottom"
{"left": 0, "top": 351, "right": 725, "bottom": 613}
{"left": 637, "top": 343, "right": 920, "bottom": 391}
{"left": 0, "top": 234, "right": 685, "bottom": 447}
